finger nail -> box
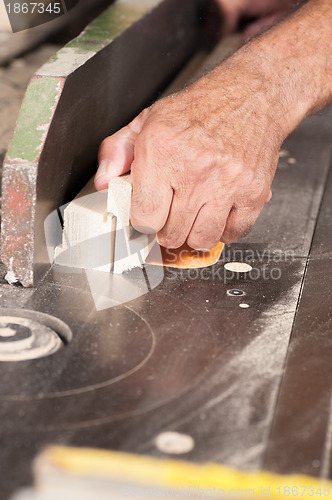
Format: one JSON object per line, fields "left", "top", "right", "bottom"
{"left": 95, "top": 159, "right": 110, "bottom": 181}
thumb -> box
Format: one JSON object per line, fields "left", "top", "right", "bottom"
{"left": 95, "top": 111, "right": 147, "bottom": 190}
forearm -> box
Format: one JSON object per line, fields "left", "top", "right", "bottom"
{"left": 259, "top": 0, "right": 332, "bottom": 127}
{"left": 215, "top": 0, "right": 332, "bottom": 138}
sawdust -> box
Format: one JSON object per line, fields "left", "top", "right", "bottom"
{"left": 154, "top": 431, "right": 194, "bottom": 455}
{"left": 279, "top": 149, "right": 289, "bottom": 158}
{"left": 4, "top": 258, "right": 19, "bottom": 284}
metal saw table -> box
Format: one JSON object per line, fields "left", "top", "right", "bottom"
{"left": 0, "top": 0, "right": 332, "bottom": 497}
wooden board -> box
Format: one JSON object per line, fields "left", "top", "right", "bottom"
{"left": 54, "top": 178, "right": 115, "bottom": 272}
{"left": 55, "top": 175, "right": 156, "bottom": 274}
{"left": 107, "top": 175, "right": 156, "bottom": 273}
{"left": 1, "top": 0, "right": 204, "bottom": 286}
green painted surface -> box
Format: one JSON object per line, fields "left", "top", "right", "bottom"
{"left": 7, "top": 77, "right": 62, "bottom": 163}
{"left": 38, "top": 2, "right": 154, "bottom": 77}
{"left": 71, "top": 3, "right": 149, "bottom": 45}
{"left": 64, "top": 42, "right": 105, "bottom": 54}
{"left": 37, "top": 47, "right": 101, "bottom": 77}
{"left": 7, "top": 0, "right": 159, "bottom": 161}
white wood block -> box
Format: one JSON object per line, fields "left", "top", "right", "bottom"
{"left": 55, "top": 179, "right": 115, "bottom": 272}
{"left": 107, "top": 174, "right": 156, "bottom": 274}
{"left": 107, "top": 174, "right": 132, "bottom": 227}
{"left": 54, "top": 174, "right": 156, "bottom": 274}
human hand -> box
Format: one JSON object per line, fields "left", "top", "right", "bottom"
{"left": 96, "top": 0, "right": 332, "bottom": 251}
{"left": 95, "top": 51, "right": 289, "bottom": 250}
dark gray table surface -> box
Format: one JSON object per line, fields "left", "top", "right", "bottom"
{"left": 1, "top": 42, "right": 332, "bottom": 500}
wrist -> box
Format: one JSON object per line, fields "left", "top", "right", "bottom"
{"left": 255, "top": 1, "right": 332, "bottom": 127}
{"left": 225, "top": 0, "right": 332, "bottom": 138}
{"left": 243, "top": 37, "right": 308, "bottom": 138}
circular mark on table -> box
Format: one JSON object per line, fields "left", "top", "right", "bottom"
{"left": 0, "top": 309, "right": 71, "bottom": 362}
{"left": 224, "top": 262, "right": 252, "bottom": 273}
{"left": 227, "top": 289, "right": 246, "bottom": 297}
{"left": 0, "top": 292, "right": 216, "bottom": 430}
{"left": 0, "top": 317, "right": 62, "bottom": 361}
{"left": 155, "top": 431, "right": 194, "bottom": 454}
{"left": 239, "top": 303, "right": 250, "bottom": 309}
{"left": 0, "top": 306, "right": 153, "bottom": 399}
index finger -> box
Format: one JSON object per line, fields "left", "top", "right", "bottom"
{"left": 130, "top": 158, "right": 173, "bottom": 235}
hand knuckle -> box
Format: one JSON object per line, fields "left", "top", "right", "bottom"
{"left": 188, "top": 222, "right": 220, "bottom": 249}
{"left": 238, "top": 178, "right": 267, "bottom": 207}
{"left": 187, "top": 234, "right": 217, "bottom": 250}
{"left": 255, "top": 178, "right": 268, "bottom": 199}
{"left": 131, "top": 199, "right": 158, "bottom": 219}
{"left": 223, "top": 227, "right": 242, "bottom": 243}
{"left": 131, "top": 188, "right": 161, "bottom": 219}
{"left": 221, "top": 234, "right": 236, "bottom": 244}
{"left": 228, "top": 161, "right": 246, "bottom": 179}
{"left": 158, "top": 232, "right": 184, "bottom": 249}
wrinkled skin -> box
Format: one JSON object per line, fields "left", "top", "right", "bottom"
{"left": 95, "top": 0, "right": 332, "bottom": 250}
{"left": 96, "top": 58, "right": 280, "bottom": 248}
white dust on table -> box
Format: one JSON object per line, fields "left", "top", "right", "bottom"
{"left": 279, "top": 149, "right": 289, "bottom": 158}
{"left": 224, "top": 262, "right": 252, "bottom": 273}
{"left": 160, "top": 285, "right": 304, "bottom": 470}
{"left": 154, "top": 431, "right": 194, "bottom": 455}
{"left": 4, "top": 257, "right": 19, "bottom": 284}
